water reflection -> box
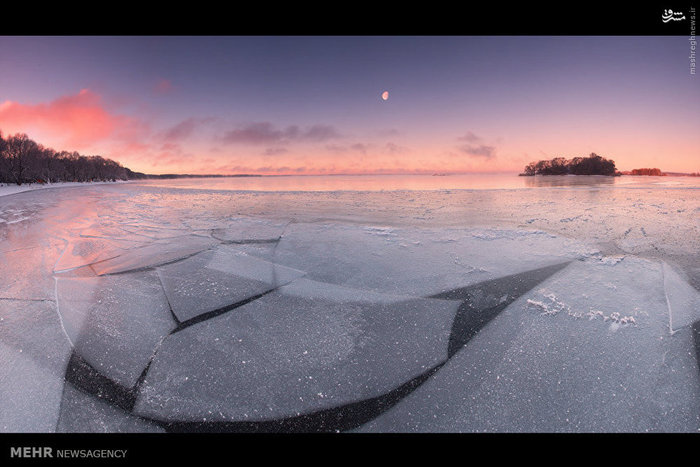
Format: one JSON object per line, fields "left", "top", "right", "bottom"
{"left": 132, "top": 174, "right": 700, "bottom": 192}
{"left": 134, "top": 174, "right": 529, "bottom": 192}
{"left": 521, "top": 175, "right": 617, "bottom": 187}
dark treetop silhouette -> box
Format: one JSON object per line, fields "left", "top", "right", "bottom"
{"left": 0, "top": 132, "right": 128, "bottom": 185}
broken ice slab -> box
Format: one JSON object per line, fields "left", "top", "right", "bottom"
{"left": 272, "top": 223, "right": 591, "bottom": 297}
{"left": 157, "top": 246, "right": 305, "bottom": 323}
{"left": 133, "top": 278, "right": 460, "bottom": 423}
{"left": 663, "top": 262, "right": 700, "bottom": 333}
{"left": 55, "top": 271, "right": 176, "bottom": 389}
{"left": 431, "top": 261, "right": 572, "bottom": 358}
{"left": 90, "top": 235, "right": 218, "bottom": 276}
{"left": 54, "top": 237, "right": 141, "bottom": 273}
{"left": 56, "top": 383, "right": 164, "bottom": 433}
{"left": 358, "top": 257, "right": 700, "bottom": 433}
{"left": 0, "top": 300, "right": 72, "bottom": 432}
{"left": 211, "top": 217, "right": 288, "bottom": 243}
{"left": 118, "top": 225, "right": 192, "bottom": 240}
{"left": 78, "top": 224, "right": 137, "bottom": 239}
{"left": 0, "top": 240, "right": 64, "bottom": 300}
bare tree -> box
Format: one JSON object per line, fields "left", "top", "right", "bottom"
{"left": 0, "top": 131, "right": 131, "bottom": 184}
{"left": 0, "top": 131, "right": 8, "bottom": 183}
{"left": 4, "top": 133, "right": 37, "bottom": 185}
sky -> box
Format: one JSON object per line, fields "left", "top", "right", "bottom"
{"left": 0, "top": 36, "right": 698, "bottom": 175}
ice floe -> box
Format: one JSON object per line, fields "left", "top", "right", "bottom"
{"left": 133, "top": 278, "right": 460, "bottom": 423}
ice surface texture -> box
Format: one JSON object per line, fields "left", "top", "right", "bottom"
{"left": 47, "top": 213, "right": 577, "bottom": 431}
{"left": 358, "top": 257, "right": 700, "bottom": 432}
{"left": 1, "top": 182, "right": 699, "bottom": 433}
{"left": 134, "top": 278, "right": 461, "bottom": 424}
{"left": 56, "top": 271, "right": 176, "bottom": 389}
{"left": 0, "top": 300, "right": 72, "bottom": 432}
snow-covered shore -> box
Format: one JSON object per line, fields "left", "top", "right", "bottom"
{"left": 0, "top": 180, "right": 130, "bottom": 198}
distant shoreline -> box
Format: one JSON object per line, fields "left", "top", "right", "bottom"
{"left": 127, "top": 173, "right": 263, "bottom": 180}
{"left": 519, "top": 172, "right": 699, "bottom": 177}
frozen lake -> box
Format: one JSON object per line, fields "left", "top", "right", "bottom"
{"left": 1, "top": 174, "right": 699, "bottom": 432}
{"left": 131, "top": 172, "right": 700, "bottom": 192}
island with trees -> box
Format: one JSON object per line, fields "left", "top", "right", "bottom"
{"left": 520, "top": 153, "right": 618, "bottom": 176}
{"left": 521, "top": 154, "right": 699, "bottom": 178}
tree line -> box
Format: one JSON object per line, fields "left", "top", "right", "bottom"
{"left": 521, "top": 153, "right": 618, "bottom": 176}
{"left": 0, "top": 131, "right": 129, "bottom": 185}
{"left": 628, "top": 168, "right": 663, "bottom": 176}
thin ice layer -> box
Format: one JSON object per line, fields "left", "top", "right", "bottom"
{"left": 90, "top": 235, "right": 218, "bottom": 276}
{"left": 55, "top": 271, "right": 176, "bottom": 389}
{"left": 134, "top": 278, "right": 460, "bottom": 423}
{"left": 157, "top": 246, "right": 306, "bottom": 323}
{"left": 358, "top": 256, "right": 700, "bottom": 432}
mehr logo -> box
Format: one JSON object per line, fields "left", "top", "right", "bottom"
{"left": 10, "top": 446, "right": 128, "bottom": 459}
{"left": 662, "top": 9, "right": 686, "bottom": 22}
{"left": 10, "top": 447, "right": 53, "bottom": 458}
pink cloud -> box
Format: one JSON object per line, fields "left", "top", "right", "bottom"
{"left": 0, "top": 89, "right": 148, "bottom": 151}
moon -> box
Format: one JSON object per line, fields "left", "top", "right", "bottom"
{"left": 381, "top": 91, "right": 389, "bottom": 101}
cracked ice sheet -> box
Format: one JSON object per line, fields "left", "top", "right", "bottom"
{"left": 55, "top": 271, "right": 176, "bottom": 389}
{"left": 117, "top": 225, "right": 192, "bottom": 240}
{"left": 357, "top": 256, "right": 700, "bottom": 433}
{"left": 0, "top": 300, "right": 72, "bottom": 432}
{"left": 272, "top": 223, "right": 597, "bottom": 297}
{"left": 90, "top": 235, "right": 218, "bottom": 276}
{"left": 211, "top": 217, "right": 287, "bottom": 243}
{"left": 134, "top": 278, "right": 460, "bottom": 422}
{"left": 157, "top": 246, "right": 305, "bottom": 322}
{"left": 54, "top": 237, "right": 145, "bottom": 273}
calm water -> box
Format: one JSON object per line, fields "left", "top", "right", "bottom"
{"left": 131, "top": 173, "right": 700, "bottom": 192}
